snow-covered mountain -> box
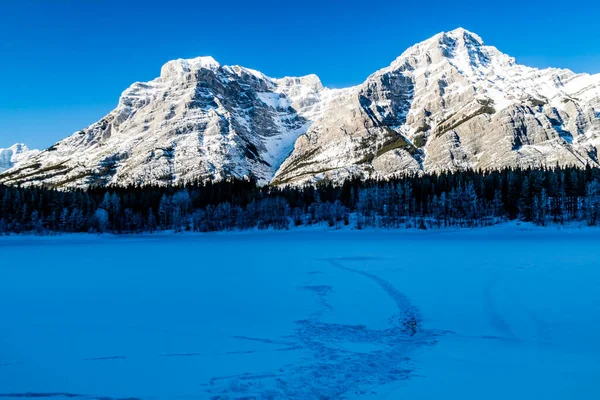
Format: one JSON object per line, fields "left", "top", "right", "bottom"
{"left": 0, "top": 57, "right": 336, "bottom": 188}
{"left": 274, "top": 28, "right": 600, "bottom": 184}
{"left": 0, "top": 144, "right": 39, "bottom": 173}
{"left": 2, "top": 28, "right": 599, "bottom": 188}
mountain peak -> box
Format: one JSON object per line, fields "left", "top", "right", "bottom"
{"left": 443, "top": 27, "right": 484, "bottom": 44}
{"left": 160, "top": 56, "right": 221, "bottom": 78}
{"left": 388, "top": 28, "right": 493, "bottom": 72}
{"left": 0, "top": 143, "right": 39, "bottom": 173}
{"left": 8, "top": 143, "right": 30, "bottom": 152}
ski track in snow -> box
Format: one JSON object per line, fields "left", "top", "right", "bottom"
{"left": 484, "top": 276, "right": 553, "bottom": 346}
{"left": 204, "top": 257, "right": 438, "bottom": 399}
{"left": 325, "top": 258, "right": 421, "bottom": 332}
{"left": 83, "top": 356, "right": 128, "bottom": 362}
{"left": 483, "top": 278, "right": 516, "bottom": 341}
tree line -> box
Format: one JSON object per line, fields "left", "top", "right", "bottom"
{"left": 1, "top": 166, "right": 600, "bottom": 234}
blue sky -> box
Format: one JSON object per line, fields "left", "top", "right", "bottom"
{"left": 1, "top": 0, "right": 599, "bottom": 149}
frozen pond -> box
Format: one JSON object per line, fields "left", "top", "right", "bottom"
{"left": 1, "top": 223, "right": 600, "bottom": 399}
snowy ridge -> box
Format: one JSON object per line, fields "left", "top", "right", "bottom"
{"left": 2, "top": 28, "right": 600, "bottom": 188}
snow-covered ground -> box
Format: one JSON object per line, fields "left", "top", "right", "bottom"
{"left": 1, "top": 223, "right": 600, "bottom": 399}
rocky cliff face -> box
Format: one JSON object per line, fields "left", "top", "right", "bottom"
{"left": 2, "top": 28, "right": 599, "bottom": 188}
{"left": 0, "top": 144, "right": 39, "bottom": 173}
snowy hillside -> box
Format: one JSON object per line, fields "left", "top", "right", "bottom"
{"left": 1, "top": 28, "right": 599, "bottom": 188}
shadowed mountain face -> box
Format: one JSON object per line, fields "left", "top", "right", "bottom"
{"left": 2, "top": 28, "right": 599, "bottom": 188}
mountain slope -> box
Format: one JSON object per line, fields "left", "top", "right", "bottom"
{"left": 0, "top": 144, "right": 39, "bottom": 173}
{"left": 2, "top": 28, "right": 599, "bottom": 188}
